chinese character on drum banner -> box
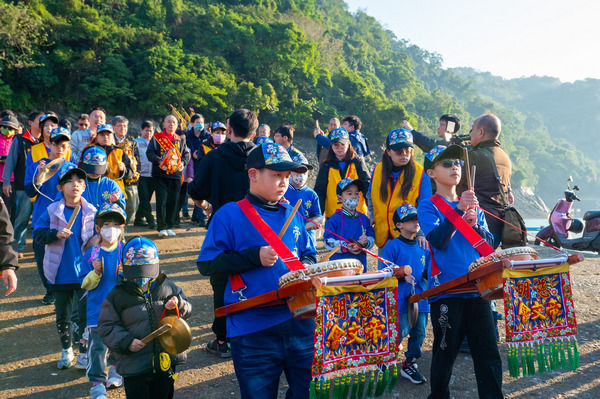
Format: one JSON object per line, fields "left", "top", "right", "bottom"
{"left": 503, "top": 263, "right": 579, "bottom": 378}
{"left": 311, "top": 278, "right": 399, "bottom": 397}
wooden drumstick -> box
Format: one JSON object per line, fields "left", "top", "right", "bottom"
{"left": 141, "top": 323, "right": 172, "bottom": 344}
{"left": 278, "top": 199, "right": 302, "bottom": 238}
{"left": 463, "top": 148, "right": 472, "bottom": 190}
{"left": 320, "top": 246, "right": 340, "bottom": 262}
{"left": 66, "top": 205, "right": 81, "bottom": 230}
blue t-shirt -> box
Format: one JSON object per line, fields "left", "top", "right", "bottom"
{"left": 381, "top": 237, "right": 430, "bottom": 313}
{"left": 197, "top": 201, "right": 316, "bottom": 338}
{"left": 83, "top": 177, "right": 126, "bottom": 210}
{"left": 38, "top": 205, "right": 85, "bottom": 285}
{"left": 417, "top": 196, "right": 493, "bottom": 302}
{"left": 323, "top": 210, "right": 374, "bottom": 271}
{"left": 83, "top": 244, "right": 122, "bottom": 326}
{"left": 284, "top": 184, "right": 322, "bottom": 246}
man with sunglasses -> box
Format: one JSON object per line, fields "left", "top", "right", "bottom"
{"left": 458, "top": 113, "right": 513, "bottom": 249}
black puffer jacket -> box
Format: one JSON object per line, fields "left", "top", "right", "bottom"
{"left": 97, "top": 273, "right": 192, "bottom": 377}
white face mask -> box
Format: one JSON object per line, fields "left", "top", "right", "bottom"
{"left": 100, "top": 226, "right": 121, "bottom": 243}
{"left": 213, "top": 133, "right": 226, "bottom": 144}
{"left": 343, "top": 198, "right": 359, "bottom": 211}
{"left": 290, "top": 174, "right": 308, "bottom": 188}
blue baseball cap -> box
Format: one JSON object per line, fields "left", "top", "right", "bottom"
{"left": 96, "top": 203, "right": 127, "bottom": 225}
{"left": 386, "top": 128, "right": 413, "bottom": 150}
{"left": 122, "top": 236, "right": 160, "bottom": 279}
{"left": 96, "top": 124, "right": 114, "bottom": 134}
{"left": 58, "top": 162, "right": 87, "bottom": 185}
{"left": 329, "top": 128, "right": 349, "bottom": 143}
{"left": 247, "top": 142, "right": 307, "bottom": 173}
{"left": 255, "top": 136, "right": 273, "bottom": 146}
{"left": 80, "top": 146, "right": 108, "bottom": 175}
{"left": 424, "top": 144, "right": 464, "bottom": 170}
{"left": 211, "top": 121, "right": 226, "bottom": 131}
{"left": 291, "top": 151, "right": 313, "bottom": 170}
{"left": 50, "top": 127, "right": 71, "bottom": 143}
{"left": 39, "top": 113, "right": 59, "bottom": 126}
{"left": 336, "top": 177, "right": 364, "bottom": 195}
{"left": 393, "top": 204, "right": 418, "bottom": 224}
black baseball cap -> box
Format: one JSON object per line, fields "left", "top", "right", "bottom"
{"left": 247, "top": 142, "right": 307, "bottom": 173}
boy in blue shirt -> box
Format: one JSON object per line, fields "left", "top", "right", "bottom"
{"left": 381, "top": 204, "right": 429, "bottom": 385}
{"left": 81, "top": 204, "right": 126, "bottom": 398}
{"left": 323, "top": 177, "right": 375, "bottom": 271}
{"left": 197, "top": 142, "right": 317, "bottom": 399}
{"left": 417, "top": 145, "right": 503, "bottom": 398}
{"left": 78, "top": 146, "right": 126, "bottom": 211}
{"left": 36, "top": 164, "right": 97, "bottom": 369}
{"left": 283, "top": 152, "right": 324, "bottom": 247}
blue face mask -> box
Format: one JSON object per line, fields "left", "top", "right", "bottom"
{"left": 343, "top": 198, "right": 359, "bottom": 211}
{"left": 195, "top": 123, "right": 204, "bottom": 131}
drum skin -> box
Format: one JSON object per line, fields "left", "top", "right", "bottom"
{"left": 279, "top": 259, "right": 363, "bottom": 319}
{"left": 468, "top": 247, "right": 538, "bottom": 300}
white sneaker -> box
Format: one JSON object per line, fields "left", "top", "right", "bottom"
{"left": 74, "top": 352, "right": 88, "bottom": 370}
{"left": 90, "top": 384, "right": 107, "bottom": 399}
{"left": 166, "top": 229, "right": 176, "bottom": 236}
{"left": 158, "top": 230, "right": 169, "bottom": 238}
{"left": 106, "top": 365, "right": 123, "bottom": 388}
{"left": 57, "top": 347, "right": 74, "bottom": 369}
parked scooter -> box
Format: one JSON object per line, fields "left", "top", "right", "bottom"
{"left": 535, "top": 177, "right": 600, "bottom": 252}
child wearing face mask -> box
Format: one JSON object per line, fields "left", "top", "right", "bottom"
{"left": 283, "top": 152, "right": 324, "bottom": 247}
{"left": 81, "top": 203, "right": 127, "bottom": 398}
{"left": 323, "top": 178, "right": 375, "bottom": 271}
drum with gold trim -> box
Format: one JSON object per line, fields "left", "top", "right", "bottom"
{"left": 279, "top": 259, "right": 363, "bottom": 319}
{"left": 468, "top": 247, "right": 538, "bottom": 300}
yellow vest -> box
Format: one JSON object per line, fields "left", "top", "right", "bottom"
{"left": 371, "top": 162, "right": 424, "bottom": 247}
{"left": 325, "top": 161, "right": 368, "bottom": 218}
{"left": 106, "top": 148, "right": 127, "bottom": 199}
{"left": 30, "top": 143, "right": 72, "bottom": 202}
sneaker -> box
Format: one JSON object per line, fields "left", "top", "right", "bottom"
{"left": 57, "top": 347, "right": 74, "bottom": 369}
{"left": 106, "top": 365, "right": 123, "bottom": 388}
{"left": 42, "top": 292, "right": 55, "bottom": 305}
{"left": 90, "top": 384, "right": 107, "bottom": 399}
{"left": 166, "top": 229, "right": 176, "bottom": 236}
{"left": 401, "top": 360, "right": 426, "bottom": 384}
{"left": 206, "top": 339, "right": 231, "bottom": 358}
{"left": 158, "top": 230, "right": 169, "bottom": 238}
{"left": 74, "top": 352, "right": 88, "bottom": 370}
{"left": 133, "top": 220, "right": 148, "bottom": 227}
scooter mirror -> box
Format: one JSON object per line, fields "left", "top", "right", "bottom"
{"left": 573, "top": 185, "right": 580, "bottom": 191}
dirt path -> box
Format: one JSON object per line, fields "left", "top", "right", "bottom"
{"left": 1, "top": 224, "right": 599, "bottom": 398}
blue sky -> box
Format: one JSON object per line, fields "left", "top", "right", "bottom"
{"left": 344, "top": 0, "right": 600, "bottom": 82}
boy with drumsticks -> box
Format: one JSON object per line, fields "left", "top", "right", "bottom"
{"left": 81, "top": 204, "right": 127, "bottom": 398}
{"left": 35, "top": 164, "right": 97, "bottom": 370}
{"left": 417, "top": 145, "right": 503, "bottom": 398}
{"left": 197, "top": 142, "right": 317, "bottom": 399}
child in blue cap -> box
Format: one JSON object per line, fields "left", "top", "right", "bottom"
{"left": 98, "top": 236, "right": 192, "bottom": 399}
{"left": 380, "top": 203, "right": 430, "bottom": 385}
{"left": 323, "top": 177, "right": 375, "bottom": 271}
{"left": 81, "top": 204, "right": 127, "bottom": 398}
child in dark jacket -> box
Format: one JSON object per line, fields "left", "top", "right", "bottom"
{"left": 97, "top": 236, "right": 192, "bottom": 399}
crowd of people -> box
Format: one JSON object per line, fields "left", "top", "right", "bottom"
{"left": 0, "top": 106, "right": 514, "bottom": 399}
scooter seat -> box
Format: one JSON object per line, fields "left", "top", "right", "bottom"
{"left": 583, "top": 210, "right": 600, "bottom": 221}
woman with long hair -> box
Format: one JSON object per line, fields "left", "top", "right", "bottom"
{"left": 314, "top": 128, "right": 370, "bottom": 219}
{"left": 369, "top": 129, "right": 431, "bottom": 250}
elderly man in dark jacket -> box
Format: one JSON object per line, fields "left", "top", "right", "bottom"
{"left": 458, "top": 113, "right": 513, "bottom": 249}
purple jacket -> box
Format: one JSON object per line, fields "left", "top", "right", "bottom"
{"left": 43, "top": 197, "right": 96, "bottom": 284}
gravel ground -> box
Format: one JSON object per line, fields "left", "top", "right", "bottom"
{"left": 1, "top": 224, "right": 599, "bottom": 399}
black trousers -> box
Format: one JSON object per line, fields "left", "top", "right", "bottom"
{"left": 210, "top": 274, "right": 227, "bottom": 341}
{"left": 136, "top": 176, "right": 155, "bottom": 225}
{"left": 154, "top": 177, "right": 180, "bottom": 231}
{"left": 124, "top": 372, "right": 174, "bottom": 399}
{"left": 428, "top": 297, "right": 503, "bottom": 399}
{"left": 53, "top": 288, "right": 86, "bottom": 352}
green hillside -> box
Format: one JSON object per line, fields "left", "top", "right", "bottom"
{"left": 0, "top": 0, "right": 596, "bottom": 206}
